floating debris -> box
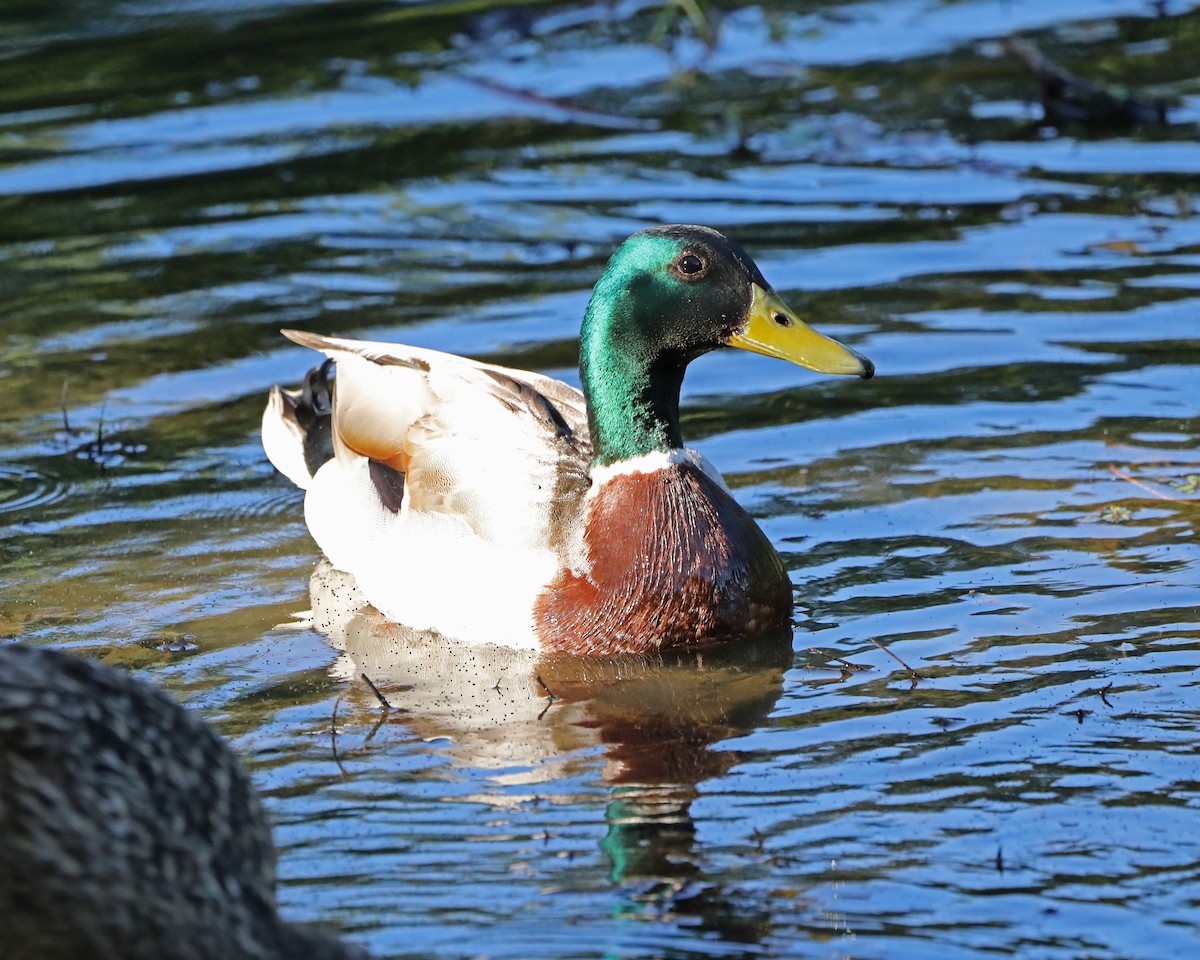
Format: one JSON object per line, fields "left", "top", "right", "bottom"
{"left": 1006, "top": 37, "right": 1168, "bottom": 128}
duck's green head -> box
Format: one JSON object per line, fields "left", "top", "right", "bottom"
{"left": 580, "top": 224, "right": 873, "bottom": 466}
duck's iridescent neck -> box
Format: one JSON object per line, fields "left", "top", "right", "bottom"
{"left": 578, "top": 238, "right": 690, "bottom": 467}
{"left": 580, "top": 348, "right": 685, "bottom": 467}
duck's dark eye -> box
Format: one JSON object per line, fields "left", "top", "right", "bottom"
{"left": 675, "top": 253, "right": 706, "bottom": 278}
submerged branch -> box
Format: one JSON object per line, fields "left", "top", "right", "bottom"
{"left": 1006, "top": 37, "right": 1168, "bottom": 128}
{"left": 868, "top": 637, "right": 922, "bottom": 685}
{"left": 1108, "top": 464, "right": 1193, "bottom": 504}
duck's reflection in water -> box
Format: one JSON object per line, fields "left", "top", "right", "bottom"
{"left": 309, "top": 561, "right": 790, "bottom": 947}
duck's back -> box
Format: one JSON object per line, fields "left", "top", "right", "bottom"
{"left": 263, "top": 332, "right": 594, "bottom": 648}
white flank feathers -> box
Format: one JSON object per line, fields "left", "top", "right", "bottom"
{"left": 266, "top": 331, "right": 590, "bottom": 649}
{"left": 261, "top": 386, "right": 315, "bottom": 490}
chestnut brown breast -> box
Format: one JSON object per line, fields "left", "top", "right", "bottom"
{"left": 535, "top": 462, "right": 792, "bottom": 654}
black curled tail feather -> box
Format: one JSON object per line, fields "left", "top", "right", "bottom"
{"left": 262, "top": 360, "right": 335, "bottom": 487}
{"left": 291, "top": 359, "right": 335, "bottom": 478}
{"left": 300, "top": 359, "right": 334, "bottom": 421}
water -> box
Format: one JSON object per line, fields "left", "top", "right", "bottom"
{"left": 2, "top": 0, "right": 1199, "bottom": 957}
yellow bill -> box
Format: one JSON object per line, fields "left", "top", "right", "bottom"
{"left": 728, "top": 284, "right": 874, "bottom": 379}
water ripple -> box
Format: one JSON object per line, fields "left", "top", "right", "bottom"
{"left": 0, "top": 463, "right": 70, "bottom": 516}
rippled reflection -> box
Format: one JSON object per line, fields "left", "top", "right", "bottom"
{"left": 307, "top": 562, "right": 796, "bottom": 953}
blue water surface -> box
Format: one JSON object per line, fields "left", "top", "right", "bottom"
{"left": 1, "top": 1, "right": 1198, "bottom": 958}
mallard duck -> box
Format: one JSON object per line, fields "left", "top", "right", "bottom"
{"left": 263, "top": 225, "right": 872, "bottom": 655}
{"left": 0, "top": 643, "right": 364, "bottom": 960}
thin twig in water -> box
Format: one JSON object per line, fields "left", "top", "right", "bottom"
{"left": 1100, "top": 682, "right": 1113, "bottom": 708}
{"left": 460, "top": 76, "right": 657, "bottom": 132}
{"left": 535, "top": 674, "right": 557, "bottom": 721}
{"left": 805, "top": 648, "right": 872, "bottom": 672}
{"left": 60, "top": 379, "right": 71, "bottom": 434}
{"left": 868, "top": 637, "right": 922, "bottom": 684}
{"left": 360, "top": 672, "right": 393, "bottom": 712}
{"left": 330, "top": 693, "right": 347, "bottom": 779}
{"left": 1108, "top": 464, "right": 1191, "bottom": 503}
{"left": 363, "top": 711, "right": 388, "bottom": 745}
{"left": 92, "top": 398, "right": 108, "bottom": 468}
